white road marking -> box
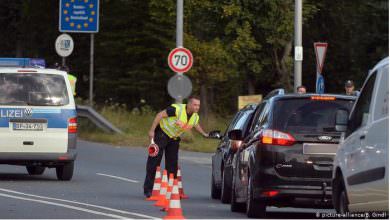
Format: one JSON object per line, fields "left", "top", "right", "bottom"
{"left": 96, "top": 173, "right": 139, "bottom": 183}
{"left": 0, "top": 192, "right": 126, "bottom": 219}
{"left": 180, "top": 156, "right": 211, "bottom": 165}
{"left": 0, "top": 188, "right": 159, "bottom": 219}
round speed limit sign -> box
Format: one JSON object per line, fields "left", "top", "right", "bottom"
{"left": 168, "top": 47, "right": 193, "bottom": 73}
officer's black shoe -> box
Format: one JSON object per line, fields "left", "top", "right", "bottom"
{"left": 144, "top": 191, "right": 152, "bottom": 198}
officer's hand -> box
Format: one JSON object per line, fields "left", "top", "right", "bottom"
{"left": 203, "top": 133, "right": 209, "bottom": 138}
{"left": 148, "top": 130, "right": 155, "bottom": 141}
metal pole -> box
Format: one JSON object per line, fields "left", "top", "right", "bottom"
{"left": 62, "top": 57, "right": 66, "bottom": 67}
{"left": 294, "top": 0, "right": 302, "bottom": 90}
{"left": 89, "top": 33, "right": 94, "bottom": 106}
{"left": 175, "top": 0, "right": 183, "bottom": 103}
{"left": 176, "top": 0, "right": 183, "bottom": 47}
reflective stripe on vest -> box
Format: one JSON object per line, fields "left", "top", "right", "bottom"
{"left": 160, "top": 104, "right": 199, "bottom": 138}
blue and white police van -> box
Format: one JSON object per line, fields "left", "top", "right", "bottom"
{"left": 0, "top": 58, "right": 77, "bottom": 180}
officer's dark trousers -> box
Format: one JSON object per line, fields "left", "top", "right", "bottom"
{"left": 143, "top": 128, "right": 180, "bottom": 194}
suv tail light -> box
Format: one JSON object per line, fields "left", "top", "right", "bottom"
{"left": 68, "top": 117, "right": 77, "bottom": 133}
{"left": 260, "top": 129, "right": 295, "bottom": 146}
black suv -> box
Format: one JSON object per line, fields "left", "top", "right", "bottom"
{"left": 229, "top": 91, "right": 356, "bottom": 218}
{"left": 211, "top": 104, "right": 257, "bottom": 203}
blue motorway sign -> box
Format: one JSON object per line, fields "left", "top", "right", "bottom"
{"left": 316, "top": 74, "right": 325, "bottom": 94}
{"left": 59, "top": 0, "right": 99, "bottom": 33}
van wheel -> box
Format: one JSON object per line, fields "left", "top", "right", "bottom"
{"left": 26, "top": 166, "right": 45, "bottom": 175}
{"left": 338, "top": 188, "right": 349, "bottom": 214}
{"left": 221, "top": 166, "right": 232, "bottom": 204}
{"left": 334, "top": 175, "right": 349, "bottom": 214}
{"left": 246, "top": 176, "right": 266, "bottom": 218}
{"left": 56, "top": 161, "right": 74, "bottom": 181}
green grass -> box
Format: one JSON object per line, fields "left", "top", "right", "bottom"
{"left": 78, "top": 104, "right": 231, "bottom": 153}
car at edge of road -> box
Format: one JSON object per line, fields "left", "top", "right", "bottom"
{"left": 229, "top": 91, "right": 357, "bottom": 218}
{"left": 0, "top": 58, "right": 77, "bottom": 181}
{"left": 211, "top": 104, "right": 257, "bottom": 203}
{"left": 332, "top": 57, "right": 389, "bottom": 214}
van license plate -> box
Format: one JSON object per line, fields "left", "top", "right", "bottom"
{"left": 13, "top": 123, "right": 44, "bottom": 131}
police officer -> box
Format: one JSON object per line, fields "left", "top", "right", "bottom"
{"left": 344, "top": 80, "right": 360, "bottom": 96}
{"left": 143, "top": 96, "right": 209, "bottom": 198}
{"left": 60, "top": 65, "right": 77, "bottom": 96}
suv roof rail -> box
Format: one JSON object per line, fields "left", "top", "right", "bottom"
{"left": 264, "top": 88, "right": 285, "bottom": 100}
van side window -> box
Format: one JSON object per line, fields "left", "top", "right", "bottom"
{"left": 346, "top": 72, "right": 377, "bottom": 137}
{"left": 374, "top": 66, "right": 389, "bottom": 121}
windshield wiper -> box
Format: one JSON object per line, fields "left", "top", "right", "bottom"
{"left": 0, "top": 101, "right": 28, "bottom": 106}
{"left": 26, "top": 101, "right": 64, "bottom": 106}
{"left": 322, "top": 127, "right": 336, "bottom": 132}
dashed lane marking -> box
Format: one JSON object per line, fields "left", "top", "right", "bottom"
{"left": 0, "top": 192, "right": 127, "bottom": 219}
{"left": 0, "top": 188, "right": 159, "bottom": 219}
{"left": 96, "top": 173, "right": 139, "bottom": 183}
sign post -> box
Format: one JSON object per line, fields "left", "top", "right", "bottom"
{"left": 314, "top": 42, "right": 328, "bottom": 94}
{"left": 59, "top": 0, "right": 99, "bottom": 106}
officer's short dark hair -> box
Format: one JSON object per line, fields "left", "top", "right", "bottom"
{"left": 297, "top": 85, "right": 306, "bottom": 91}
{"left": 188, "top": 95, "right": 200, "bottom": 103}
{"left": 345, "top": 80, "right": 354, "bottom": 88}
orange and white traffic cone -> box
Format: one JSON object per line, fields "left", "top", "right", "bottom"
{"left": 177, "top": 166, "right": 189, "bottom": 199}
{"left": 146, "top": 166, "right": 161, "bottom": 201}
{"left": 164, "top": 179, "right": 185, "bottom": 220}
{"left": 162, "top": 173, "right": 174, "bottom": 212}
{"left": 154, "top": 169, "right": 168, "bottom": 207}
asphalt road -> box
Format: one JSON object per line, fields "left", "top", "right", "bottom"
{"left": 0, "top": 140, "right": 334, "bottom": 219}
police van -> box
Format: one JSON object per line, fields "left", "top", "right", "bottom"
{"left": 0, "top": 58, "right": 77, "bottom": 181}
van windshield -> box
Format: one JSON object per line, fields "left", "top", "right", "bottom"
{"left": 272, "top": 98, "right": 355, "bottom": 133}
{"left": 0, "top": 73, "right": 69, "bottom": 106}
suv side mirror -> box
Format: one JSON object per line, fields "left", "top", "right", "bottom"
{"left": 208, "top": 130, "right": 222, "bottom": 139}
{"left": 335, "top": 109, "right": 349, "bottom": 132}
{"left": 228, "top": 129, "right": 243, "bottom": 140}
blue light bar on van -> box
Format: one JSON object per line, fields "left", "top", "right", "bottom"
{"left": 0, "top": 58, "right": 46, "bottom": 68}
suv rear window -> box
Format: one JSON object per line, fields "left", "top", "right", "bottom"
{"left": 272, "top": 98, "right": 354, "bottom": 133}
{"left": 0, "top": 73, "right": 69, "bottom": 106}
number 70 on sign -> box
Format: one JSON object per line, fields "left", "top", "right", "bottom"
{"left": 168, "top": 47, "right": 193, "bottom": 73}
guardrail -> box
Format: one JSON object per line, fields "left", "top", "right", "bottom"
{"left": 76, "top": 105, "right": 123, "bottom": 134}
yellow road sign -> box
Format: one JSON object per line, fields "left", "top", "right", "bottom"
{"left": 238, "top": 95, "right": 262, "bottom": 110}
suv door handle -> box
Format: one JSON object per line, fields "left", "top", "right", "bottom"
{"left": 360, "top": 135, "right": 366, "bottom": 140}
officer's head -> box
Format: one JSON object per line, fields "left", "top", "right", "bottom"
{"left": 296, "top": 85, "right": 306, "bottom": 94}
{"left": 187, "top": 96, "right": 200, "bottom": 113}
{"left": 345, "top": 80, "right": 355, "bottom": 95}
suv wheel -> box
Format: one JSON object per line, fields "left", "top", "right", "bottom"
{"left": 56, "top": 161, "right": 74, "bottom": 181}
{"left": 221, "top": 166, "right": 232, "bottom": 204}
{"left": 26, "top": 166, "right": 45, "bottom": 175}
{"left": 231, "top": 166, "right": 245, "bottom": 212}
{"left": 246, "top": 175, "right": 266, "bottom": 218}
{"left": 211, "top": 172, "right": 221, "bottom": 199}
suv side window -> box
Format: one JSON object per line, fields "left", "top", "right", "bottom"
{"left": 257, "top": 103, "right": 270, "bottom": 127}
{"left": 248, "top": 102, "right": 266, "bottom": 132}
{"left": 223, "top": 111, "right": 243, "bottom": 137}
{"left": 346, "top": 72, "right": 377, "bottom": 137}
{"left": 374, "top": 66, "right": 389, "bottom": 121}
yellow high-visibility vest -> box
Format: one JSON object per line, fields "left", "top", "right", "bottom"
{"left": 68, "top": 74, "right": 77, "bottom": 96}
{"left": 160, "top": 104, "right": 200, "bottom": 138}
